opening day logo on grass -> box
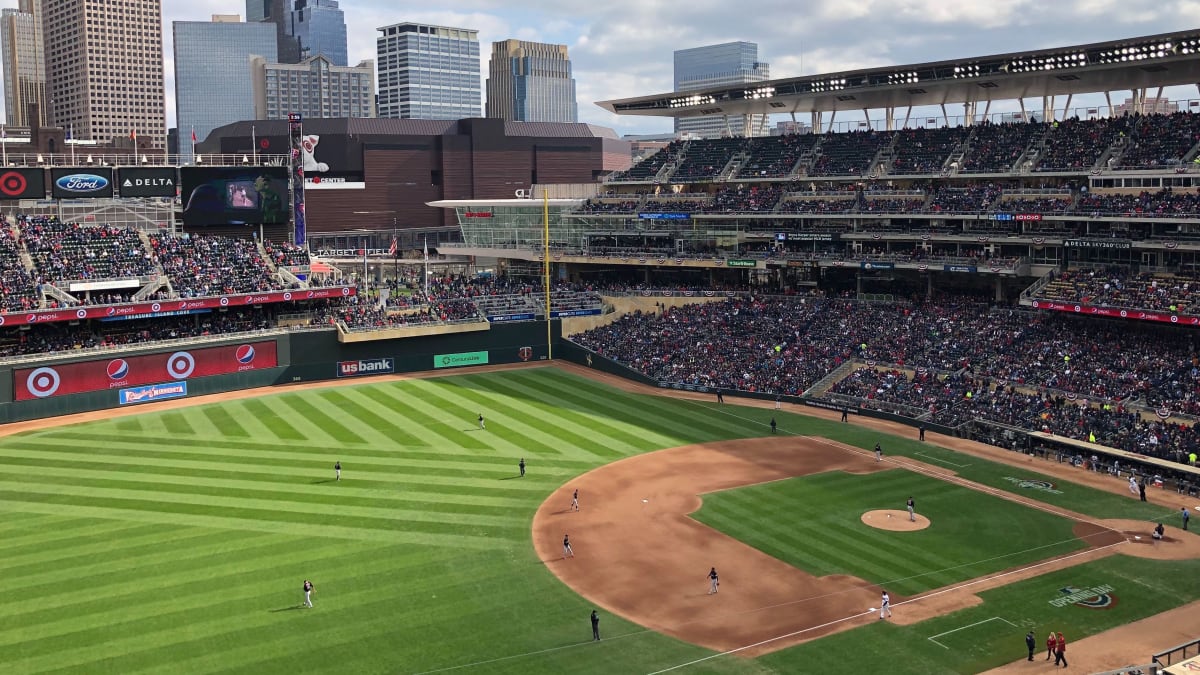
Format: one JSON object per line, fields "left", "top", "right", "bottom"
{"left": 1002, "top": 476, "right": 1064, "bottom": 494}
{"left": 1049, "top": 585, "right": 1118, "bottom": 609}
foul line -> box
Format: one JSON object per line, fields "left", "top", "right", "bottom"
{"left": 916, "top": 451, "right": 971, "bottom": 468}
{"left": 927, "top": 616, "right": 1017, "bottom": 649}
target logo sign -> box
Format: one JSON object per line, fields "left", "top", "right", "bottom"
{"left": 0, "top": 169, "right": 44, "bottom": 199}
{"left": 26, "top": 367, "right": 61, "bottom": 398}
{"left": 219, "top": 297, "right": 229, "bottom": 307}
{"left": 166, "top": 351, "right": 196, "bottom": 379}
{"left": 151, "top": 303, "right": 161, "bottom": 313}
{"left": 283, "top": 292, "right": 292, "bottom": 301}
{"left": 76, "top": 309, "right": 87, "bottom": 319}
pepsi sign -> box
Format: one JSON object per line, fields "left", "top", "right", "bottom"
{"left": 50, "top": 168, "right": 114, "bottom": 198}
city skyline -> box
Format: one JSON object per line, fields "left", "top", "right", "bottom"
{"left": 2, "top": 1, "right": 1200, "bottom": 138}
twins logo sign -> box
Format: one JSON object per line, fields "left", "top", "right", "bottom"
{"left": 1049, "top": 584, "right": 1118, "bottom": 609}
{"left": 518, "top": 347, "right": 533, "bottom": 362}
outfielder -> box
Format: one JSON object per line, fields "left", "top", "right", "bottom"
{"left": 879, "top": 590, "right": 892, "bottom": 619}
{"left": 478, "top": 413, "right": 485, "bottom": 430}
{"left": 302, "top": 579, "right": 314, "bottom": 608}
{"left": 707, "top": 567, "right": 719, "bottom": 594}
{"left": 334, "top": 461, "right": 341, "bottom": 482}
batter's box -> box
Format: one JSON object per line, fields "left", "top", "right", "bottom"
{"left": 927, "top": 616, "right": 1018, "bottom": 650}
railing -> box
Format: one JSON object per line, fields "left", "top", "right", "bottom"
{"left": 0, "top": 153, "right": 291, "bottom": 168}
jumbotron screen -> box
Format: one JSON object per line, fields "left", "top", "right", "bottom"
{"left": 180, "top": 166, "right": 289, "bottom": 226}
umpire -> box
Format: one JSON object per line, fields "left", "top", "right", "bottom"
{"left": 590, "top": 610, "right": 600, "bottom": 641}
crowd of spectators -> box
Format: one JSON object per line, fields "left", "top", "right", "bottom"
{"left": 998, "top": 196, "right": 1072, "bottom": 213}
{"left": 1033, "top": 267, "right": 1200, "bottom": 315}
{"left": 671, "top": 138, "right": 748, "bottom": 181}
{"left": 807, "top": 130, "right": 891, "bottom": 177}
{"left": 777, "top": 197, "right": 859, "bottom": 214}
{"left": 889, "top": 126, "right": 967, "bottom": 174}
{"left": 20, "top": 217, "right": 154, "bottom": 282}
{"left": 737, "top": 134, "right": 817, "bottom": 178}
{"left": 926, "top": 184, "right": 1003, "bottom": 212}
{"left": 1075, "top": 189, "right": 1200, "bottom": 218}
{"left": 578, "top": 199, "right": 641, "bottom": 213}
{"left": 149, "top": 233, "right": 283, "bottom": 297}
{"left": 1035, "top": 116, "right": 1136, "bottom": 172}
{"left": 263, "top": 240, "right": 312, "bottom": 267}
{"left": 571, "top": 295, "right": 1200, "bottom": 464}
{"left": 960, "top": 121, "right": 1045, "bottom": 173}
{"left": 0, "top": 222, "right": 38, "bottom": 312}
{"left": 706, "top": 185, "right": 783, "bottom": 213}
{"left": 1118, "top": 112, "right": 1200, "bottom": 169}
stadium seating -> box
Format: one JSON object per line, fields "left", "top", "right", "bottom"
{"left": 705, "top": 185, "right": 783, "bottom": 213}
{"left": 0, "top": 224, "right": 39, "bottom": 312}
{"left": 1035, "top": 116, "right": 1135, "bottom": 172}
{"left": 959, "top": 121, "right": 1044, "bottom": 173}
{"left": 926, "top": 183, "right": 1002, "bottom": 213}
{"left": 149, "top": 233, "right": 281, "bottom": 297}
{"left": 610, "top": 140, "right": 682, "bottom": 181}
{"left": 670, "top": 138, "right": 748, "bottom": 181}
{"left": 263, "top": 240, "right": 312, "bottom": 267}
{"left": 20, "top": 217, "right": 155, "bottom": 282}
{"left": 736, "top": 134, "right": 818, "bottom": 178}
{"left": 888, "top": 126, "right": 968, "bottom": 175}
{"left": 1118, "top": 112, "right": 1200, "bottom": 169}
{"left": 1075, "top": 190, "right": 1200, "bottom": 218}
{"left": 807, "top": 130, "right": 892, "bottom": 176}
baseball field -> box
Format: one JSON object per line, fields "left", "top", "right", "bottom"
{"left": 1, "top": 363, "right": 1197, "bottom": 674}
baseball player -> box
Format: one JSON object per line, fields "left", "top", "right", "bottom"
{"left": 590, "top": 610, "right": 600, "bottom": 641}
{"left": 334, "top": 461, "right": 341, "bottom": 482}
{"left": 519, "top": 458, "right": 525, "bottom": 477}
{"left": 302, "top": 579, "right": 314, "bottom": 608}
{"left": 875, "top": 443, "right": 882, "bottom": 462}
{"left": 707, "top": 567, "right": 719, "bottom": 594}
{"left": 478, "top": 413, "right": 485, "bottom": 430}
{"left": 879, "top": 590, "right": 892, "bottom": 619}
{"left": 571, "top": 489, "right": 579, "bottom": 512}
{"left": 906, "top": 497, "right": 915, "bottom": 522}
{"left": 562, "top": 534, "right": 574, "bottom": 558}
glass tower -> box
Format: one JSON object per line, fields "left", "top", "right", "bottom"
{"left": 376, "top": 22, "right": 481, "bottom": 120}
{"left": 673, "top": 41, "right": 770, "bottom": 138}
{"left": 485, "top": 40, "right": 577, "bottom": 123}
{"left": 173, "top": 17, "right": 278, "bottom": 162}
{"left": 290, "top": 0, "right": 347, "bottom": 66}
{"left": 0, "top": 0, "right": 47, "bottom": 127}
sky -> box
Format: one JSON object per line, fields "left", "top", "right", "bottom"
{"left": 4, "top": 0, "right": 1200, "bottom": 137}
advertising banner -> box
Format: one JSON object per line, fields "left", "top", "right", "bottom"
{"left": 1030, "top": 299, "right": 1200, "bottom": 326}
{"left": 725, "top": 259, "right": 757, "bottom": 268}
{"left": 638, "top": 213, "right": 691, "bottom": 220}
{"left": 944, "top": 265, "right": 978, "bottom": 273}
{"left": 336, "top": 358, "right": 395, "bottom": 378}
{"left": 434, "top": 351, "right": 489, "bottom": 369}
{"left": 50, "top": 167, "right": 114, "bottom": 198}
{"left": 0, "top": 168, "right": 46, "bottom": 199}
{"left": 119, "top": 381, "right": 188, "bottom": 405}
{"left": 180, "top": 166, "right": 290, "bottom": 226}
{"left": 117, "top": 167, "right": 178, "bottom": 197}
{"left": 487, "top": 313, "right": 536, "bottom": 322}
{"left": 861, "top": 261, "right": 895, "bottom": 270}
{"left": 15, "top": 340, "right": 278, "bottom": 400}
{"left": 289, "top": 113, "right": 307, "bottom": 244}
{"left": 0, "top": 286, "right": 356, "bottom": 328}
{"left": 550, "top": 308, "right": 603, "bottom": 318}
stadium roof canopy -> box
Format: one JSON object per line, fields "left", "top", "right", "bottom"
{"left": 597, "top": 30, "right": 1200, "bottom": 119}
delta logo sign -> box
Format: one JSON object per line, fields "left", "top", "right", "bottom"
{"left": 118, "top": 381, "right": 188, "bottom": 406}
{"left": 1049, "top": 584, "right": 1118, "bottom": 610}
{"left": 337, "top": 358, "right": 394, "bottom": 378}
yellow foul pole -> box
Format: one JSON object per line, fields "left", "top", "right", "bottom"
{"left": 543, "top": 189, "right": 552, "bottom": 360}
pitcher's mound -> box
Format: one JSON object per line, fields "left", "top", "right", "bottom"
{"left": 862, "top": 509, "right": 930, "bottom": 531}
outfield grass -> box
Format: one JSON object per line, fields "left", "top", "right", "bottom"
{"left": 693, "top": 469, "right": 1088, "bottom": 596}
{"left": 0, "top": 367, "right": 1193, "bottom": 674}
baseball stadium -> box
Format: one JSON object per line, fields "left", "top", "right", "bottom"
{"left": 5, "top": 29, "right": 1200, "bottom": 675}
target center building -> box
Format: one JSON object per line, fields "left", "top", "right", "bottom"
{"left": 198, "top": 117, "right": 630, "bottom": 249}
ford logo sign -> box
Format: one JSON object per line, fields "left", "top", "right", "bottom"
{"left": 56, "top": 173, "right": 109, "bottom": 192}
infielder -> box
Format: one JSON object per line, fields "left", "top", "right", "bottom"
{"left": 906, "top": 497, "right": 915, "bottom": 522}
{"left": 875, "top": 443, "right": 882, "bottom": 462}
{"left": 879, "top": 590, "right": 892, "bottom": 619}
{"left": 563, "top": 534, "right": 574, "bottom": 558}
{"left": 302, "top": 579, "right": 314, "bottom": 608}
{"left": 571, "top": 489, "right": 579, "bottom": 512}
{"left": 707, "top": 567, "right": 719, "bottom": 594}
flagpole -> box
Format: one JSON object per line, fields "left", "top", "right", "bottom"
{"left": 132, "top": 129, "right": 138, "bottom": 165}
{"left": 190, "top": 125, "right": 195, "bottom": 162}
{"left": 422, "top": 236, "right": 429, "bottom": 302}
{"left": 252, "top": 125, "right": 257, "bottom": 164}
{"left": 69, "top": 124, "right": 74, "bottom": 164}
{"left": 1, "top": 125, "right": 7, "bottom": 167}
{"left": 362, "top": 246, "right": 368, "bottom": 290}
{"left": 543, "top": 188, "right": 552, "bottom": 361}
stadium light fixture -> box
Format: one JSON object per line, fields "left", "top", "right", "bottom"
{"left": 1174, "top": 38, "right": 1199, "bottom": 55}
{"left": 953, "top": 64, "right": 981, "bottom": 79}
{"left": 744, "top": 85, "right": 776, "bottom": 100}
{"left": 887, "top": 71, "right": 919, "bottom": 85}
{"left": 1097, "top": 42, "right": 1174, "bottom": 64}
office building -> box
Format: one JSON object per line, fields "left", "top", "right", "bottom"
{"left": 251, "top": 54, "right": 374, "bottom": 120}
{"left": 290, "top": 0, "right": 346, "bottom": 66}
{"left": 43, "top": 0, "right": 166, "bottom": 147}
{"left": 247, "top": 0, "right": 299, "bottom": 63}
{"left": 0, "top": 0, "right": 46, "bottom": 127}
{"left": 173, "top": 15, "right": 277, "bottom": 163}
{"left": 673, "top": 41, "right": 770, "bottom": 138}
{"left": 485, "top": 39, "right": 576, "bottom": 123}
{"left": 376, "top": 22, "right": 481, "bottom": 120}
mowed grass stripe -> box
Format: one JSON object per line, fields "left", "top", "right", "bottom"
{"left": 0, "top": 485, "right": 526, "bottom": 541}
{"left": 405, "top": 381, "right": 565, "bottom": 457}
{"left": 470, "top": 374, "right": 666, "bottom": 452}
{"left": 5, "top": 538, "right": 398, "bottom": 630}
{"left": 368, "top": 385, "right": 498, "bottom": 452}
{"left": 0, "top": 462, "right": 537, "bottom": 509}
{"left": 199, "top": 404, "right": 251, "bottom": 438}
{"left": 413, "top": 379, "right": 620, "bottom": 460}
{"left": 0, "top": 453, "right": 550, "bottom": 499}
{"left": 238, "top": 398, "right": 308, "bottom": 441}
{"left": 439, "top": 377, "right": 633, "bottom": 459}
{"left": 273, "top": 393, "right": 368, "bottom": 445}
{"left": 2, "top": 542, "right": 430, "bottom": 652}
{"left": 0, "top": 531, "right": 296, "bottom": 599}
{"left": 0, "top": 521, "right": 178, "bottom": 565}
{"left": 525, "top": 369, "right": 760, "bottom": 443}
{"left": 159, "top": 411, "right": 196, "bottom": 436}
{"left": 316, "top": 389, "right": 427, "bottom": 447}
{"left": 0, "top": 524, "right": 232, "bottom": 575}
{"left": 0, "top": 498, "right": 501, "bottom": 548}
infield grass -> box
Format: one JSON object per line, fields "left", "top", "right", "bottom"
{"left": 0, "top": 366, "right": 1193, "bottom": 674}
{"left": 693, "top": 469, "right": 1089, "bottom": 596}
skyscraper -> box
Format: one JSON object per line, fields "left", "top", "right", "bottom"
{"left": 376, "top": 23, "right": 481, "bottom": 120}
{"left": 173, "top": 15, "right": 277, "bottom": 163}
{"left": 0, "top": 0, "right": 46, "bottom": 127}
{"left": 290, "top": 0, "right": 346, "bottom": 66}
{"left": 673, "top": 42, "right": 770, "bottom": 138}
{"left": 248, "top": 0, "right": 300, "bottom": 63}
{"left": 43, "top": 0, "right": 167, "bottom": 147}
{"left": 485, "top": 40, "right": 577, "bottom": 123}
{"left": 251, "top": 54, "right": 373, "bottom": 120}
